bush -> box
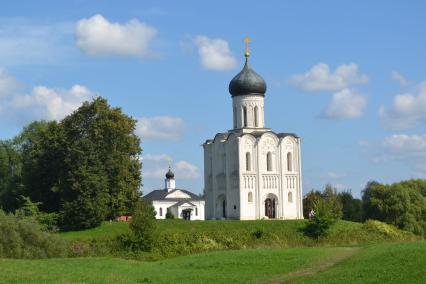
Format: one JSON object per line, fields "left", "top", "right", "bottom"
{"left": 125, "top": 200, "right": 157, "bottom": 252}
{"left": 165, "top": 209, "right": 174, "bottom": 219}
{"left": 0, "top": 210, "right": 68, "bottom": 259}
{"left": 304, "top": 198, "right": 339, "bottom": 239}
{"left": 15, "top": 196, "right": 59, "bottom": 232}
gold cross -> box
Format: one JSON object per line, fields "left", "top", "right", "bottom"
{"left": 244, "top": 36, "right": 251, "bottom": 56}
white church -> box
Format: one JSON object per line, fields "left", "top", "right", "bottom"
{"left": 143, "top": 167, "right": 205, "bottom": 220}
{"left": 203, "top": 40, "right": 303, "bottom": 220}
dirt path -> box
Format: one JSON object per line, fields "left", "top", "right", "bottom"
{"left": 262, "top": 247, "right": 361, "bottom": 284}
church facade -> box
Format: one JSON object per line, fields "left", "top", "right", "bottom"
{"left": 143, "top": 168, "right": 205, "bottom": 220}
{"left": 203, "top": 44, "right": 303, "bottom": 220}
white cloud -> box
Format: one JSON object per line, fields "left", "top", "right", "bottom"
{"left": 143, "top": 154, "right": 172, "bottom": 162}
{"left": 0, "top": 69, "right": 93, "bottom": 125}
{"left": 322, "top": 88, "right": 367, "bottom": 119}
{"left": 326, "top": 172, "right": 348, "bottom": 179}
{"left": 4, "top": 84, "right": 93, "bottom": 124}
{"left": 175, "top": 160, "right": 200, "bottom": 179}
{"left": 193, "top": 36, "right": 237, "bottom": 71}
{"left": 76, "top": 14, "right": 157, "bottom": 58}
{"left": 383, "top": 134, "right": 426, "bottom": 155}
{"left": 142, "top": 153, "right": 199, "bottom": 180}
{"left": 379, "top": 81, "right": 426, "bottom": 130}
{"left": 0, "top": 69, "right": 23, "bottom": 97}
{"left": 136, "top": 116, "right": 186, "bottom": 140}
{"left": 361, "top": 134, "right": 426, "bottom": 177}
{"left": 289, "top": 63, "right": 369, "bottom": 92}
{"left": 391, "top": 71, "right": 409, "bottom": 87}
{"left": 0, "top": 18, "right": 74, "bottom": 66}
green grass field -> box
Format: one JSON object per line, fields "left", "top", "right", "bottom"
{"left": 1, "top": 242, "right": 424, "bottom": 283}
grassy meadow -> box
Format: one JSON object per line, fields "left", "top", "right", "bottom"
{"left": 0, "top": 241, "right": 424, "bottom": 283}
{"left": 1, "top": 219, "right": 424, "bottom": 283}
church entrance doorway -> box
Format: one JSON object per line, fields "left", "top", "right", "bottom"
{"left": 182, "top": 209, "right": 192, "bottom": 220}
{"left": 216, "top": 194, "right": 226, "bottom": 219}
{"left": 264, "top": 194, "right": 278, "bottom": 219}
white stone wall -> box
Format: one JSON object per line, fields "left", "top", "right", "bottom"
{"left": 232, "top": 95, "right": 265, "bottom": 129}
{"left": 204, "top": 131, "right": 303, "bottom": 220}
{"left": 152, "top": 200, "right": 205, "bottom": 220}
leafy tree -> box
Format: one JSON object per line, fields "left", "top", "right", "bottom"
{"left": 60, "top": 97, "right": 142, "bottom": 220}
{"left": 0, "top": 140, "right": 24, "bottom": 212}
{"left": 304, "top": 198, "right": 338, "bottom": 239}
{"left": 128, "top": 200, "right": 157, "bottom": 251}
{"left": 55, "top": 97, "right": 142, "bottom": 229}
{"left": 362, "top": 180, "right": 426, "bottom": 236}
{"left": 303, "top": 190, "right": 322, "bottom": 218}
{"left": 18, "top": 121, "right": 64, "bottom": 213}
{"left": 303, "top": 185, "right": 343, "bottom": 219}
{"left": 303, "top": 185, "right": 343, "bottom": 238}
{"left": 3, "top": 97, "right": 142, "bottom": 230}
{"left": 338, "top": 191, "right": 362, "bottom": 222}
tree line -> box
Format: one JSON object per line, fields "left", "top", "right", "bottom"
{"left": 303, "top": 180, "right": 426, "bottom": 236}
{"left": 0, "top": 97, "right": 142, "bottom": 230}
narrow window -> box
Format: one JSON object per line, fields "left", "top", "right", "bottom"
{"left": 195, "top": 207, "right": 198, "bottom": 216}
{"left": 288, "top": 192, "right": 293, "bottom": 203}
{"left": 243, "top": 106, "right": 248, "bottom": 127}
{"left": 287, "top": 152, "right": 292, "bottom": 172}
{"left": 248, "top": 192, "right": 253, "bottom": 202}
{"left": 159, "top": 207, "right": 163, "bottom": 216}
{"left": 246, "top": 152, "right": 251, "bottom": 171}
{"left": 233, "top": 106, "right": 237, "bottom": 128}
{"left": 267, "top": 152, "right": 272, "bottom": 172}
{"left": 254, "top": 106, "right": 259, "bottom": 127}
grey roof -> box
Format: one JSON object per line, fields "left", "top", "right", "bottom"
{"left": 143, "top": 189, "right": 203, "bottom": 201}
{"left": 204, "top": 131, "right": 300, "bottom": 144}
{"left": 229, "top": 60, "right": 267, "bottom": 97}
{"left": 173, "top": 200, "right": 196, "bottom": 207}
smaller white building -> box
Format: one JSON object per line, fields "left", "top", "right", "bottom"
{"left": 143, "top": 167, "right": 205, "bottom": 220}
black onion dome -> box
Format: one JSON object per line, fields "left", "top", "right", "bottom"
{"left": 165, "top": 168, "right": 174, "bottom": 179}
{"left": 229, "top": 61, "right": 267, "bottom": 97}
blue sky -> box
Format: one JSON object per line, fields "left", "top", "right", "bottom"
{"left": 1, "top": 0, "right": 425, "bottom": 197}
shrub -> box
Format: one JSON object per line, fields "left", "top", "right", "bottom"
{"left": 304, "top": 198, "right": 339, "bottom": 239}
{"left": 251, "top": 228, "right": 264, "bottom": 239}
{"left": 0, "top": 210, "right": 67, "bottom": 259}
{"left": 15, "top": 196, "right": 59, "bottom": 232}
{"left": 125, "top": 200, "right": 157, "bottom": 252}
{"left": 165, "top": 209, "right": 175, "bottom": 219}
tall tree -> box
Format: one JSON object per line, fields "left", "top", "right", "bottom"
{"left": 362, "top": 180, "right": 426, "bottom": 236}
{"left": 59, "top": 97, "right": 142, "bottom": 229}
{"left": 0, "top": 140, "right": 23, "bottom": 212}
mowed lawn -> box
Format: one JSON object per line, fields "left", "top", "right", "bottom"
{"left": 1, "top": 242, "right": 425, "bottom": 283}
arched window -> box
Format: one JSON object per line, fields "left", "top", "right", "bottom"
{"left": 254, "top": 106, "right": 259, "bottom": 127}
{"left": 267, "top": 152, "right": 272, "bottom": 172}
{"left": 233, "top": 106, "right": 237, "bottom": 128}
{"left": 287, "top": 152, "right": 292, "bottom": 172}
{"left": 288, "top": 192, "right": 293, "bottom": 203}
{"left": 243, "top": 106, "right": 248, "bottom": 127}
{"left": 248, "top": 192, "right": 253, "bottom": 202}
{"left": 159, "top": 207, "right": 163, "bottom": 216}
{"left": 246, "top": 152, "right": 251, "bottom": 171}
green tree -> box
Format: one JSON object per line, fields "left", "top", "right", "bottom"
{"left": 128, "top": 200, "right": 157, "bottom": 251}
{"left": 362, "top": 180, "right": 426, "bottom": 236}
{"left": 338, "top": 191, "right": 362, "bottom": 222}
{"left": 60, "top": 97, "right": 142, "bottom": 222}
{"left": 0, "top": 140, "right": 23, "bottom": 212}
{"left": 18, "top": 121, "right": 64, "bottom": 213}
{"left": 303, "top": 190, "right": 322, "bottom": 218}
